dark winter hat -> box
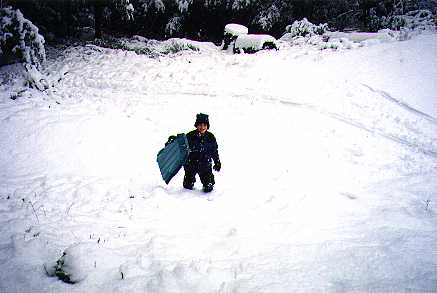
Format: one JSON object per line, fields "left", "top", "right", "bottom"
{"left": 194, "top": 113, "right": 210, "bottom": 128}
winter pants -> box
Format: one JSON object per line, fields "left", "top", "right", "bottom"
{"left": 183, "top": 162, "right": 215, "bottom": 189}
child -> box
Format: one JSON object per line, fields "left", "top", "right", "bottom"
{"left": 175, "top": 113, "right": 221, "bottom": 192}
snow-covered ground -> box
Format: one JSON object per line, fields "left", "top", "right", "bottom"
{"left": 1, "top": 31, "right": 437, "bottom": 292}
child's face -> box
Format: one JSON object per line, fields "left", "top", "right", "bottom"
{"left": 196, "top": 123, "right": 208, "bottom": 134}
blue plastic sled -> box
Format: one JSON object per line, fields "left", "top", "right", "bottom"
{"left": 157, "top": 134, "right": 190, "bottom": 184}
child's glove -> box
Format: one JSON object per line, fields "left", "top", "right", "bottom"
{"left": 213, "top": 161, "right": 221, "bottom": 172}
{"left": 165, "top": 135, "right": 176, "bottom": 146}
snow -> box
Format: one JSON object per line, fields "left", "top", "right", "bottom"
{"left": 325, "top": 29, "right": 417, "bottom": 43}
{"left": 234, "top": 34, "right": 277, "bottom": 51}
{"left": 1, "top": 30, "right": 437, "bottom": 292}
{"left": 224, "top": 23, "right": 248, "bottom": 36}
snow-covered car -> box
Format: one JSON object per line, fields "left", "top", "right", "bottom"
{"left": 233, "top": 34, "right": 278, "bottom": 53}
{"left": 222, "top": 23, "right": 278, "bottom": 53}
{"left": 222, "top": 23, "right": 248, "bottom": 50}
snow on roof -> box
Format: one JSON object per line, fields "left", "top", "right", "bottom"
{"left": 235, "top": 34, "right": 277, "bottom": 50}
{"left": 224, "top": 24, "right": 248, "bottom": 36}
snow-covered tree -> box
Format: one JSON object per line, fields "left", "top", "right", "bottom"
{"left": 252, "top": 3, "right": 281, "bottom": 30}
{"left": 0, "top": 6, "right": 45, "bottom": 68}
{"left": 3, "top": 0, "right": 435, "bottom": 41}
{"left": 165, "top": 16, "right": 183, "bottom": 36}
{"left": 115, "top": 0, "right": 135, "bottom": 20}
{"left": 135, "top": 0, "right": 165, "bottom": 13}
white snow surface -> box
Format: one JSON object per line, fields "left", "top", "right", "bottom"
{"left": 224, "top": 23, "right": 248, "bottom": 36}
{"left": 1, "top": 32, "right": 437, "bottom": 292}
{"left": 235, "top": 34, "right": 277, "bottom": 51}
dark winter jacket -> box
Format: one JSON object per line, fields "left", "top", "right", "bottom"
{"left": 185, "top": 130, "right": 220, "bottom": 166}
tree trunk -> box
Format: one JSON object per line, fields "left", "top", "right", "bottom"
{"left": 63, "top": 0, "right": 73, "bottom": 37}
{"left": 94, "top": 1, "right": 104, "bottom": 39}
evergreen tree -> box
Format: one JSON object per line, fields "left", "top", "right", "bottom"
{"left": 1, "top": 0, "right": 436, "bottom": 43}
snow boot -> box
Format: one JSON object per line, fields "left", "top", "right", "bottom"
{"left": 183, "top": 174, "right": 195, "bottom": 190}
{"left": 183, "top": 182, "right": 194, "bottom": 190}
{"left": 203, "top": 183, "right": 214, "bottom": 193}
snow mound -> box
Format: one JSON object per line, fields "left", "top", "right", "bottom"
{"left": 234, "top": 34, "right": 277, "bottom": 52}
{"left": 222, "top": 24, "right": 250, "bottom": 51}
{"left": 47, "top": 243, "right": 101, "bottom": 283}
{"left": 327, "top": 29, "right": 414, "bottom": 43}
{"left": 46, "top": 242, "right": 124, "bottom": 284}
{"left": 224, "top": 23, "right": 248, "bottom": 36}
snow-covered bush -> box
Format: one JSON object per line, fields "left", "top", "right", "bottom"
{"left": 400, "top": 9, "right": 435, "bottom": 31}
{"left": 371, "top": 10, "right": 435, "bottom": 32}
{"left": 45, "top": 243, "right": 102, "bottom": 284}
{"left": 318, "top": 37, "right": 362, "bottom": 50}
{"left": 162, "top": 38, "right": 200, "bottom": 54}
{"left": 222, "top": 23, "right": 248, "bottom": 50}
{"left": 284, "top": 18, "right": 329, "bottom": 38}
{"left": 281, "top": 28, "right": 413, "bottom": 51}
{"left": 280, "top": 19, "right": 330, "bottom": 50}
{"left": 280, "top": 32, "right": 360, "bottom": 51}
{"left": 46, "top": 245, "right": 89, "bottom": 283}
{"left": 382, "top": 15, "right": 408, "bottom": 30}
{"left": 93, "top": 36, "right": 200, "bottom": 57}
{"left": 0, "top": 7, "right": 45, "bottom": 68}
{"left": 234, "top": 34, "right": 278, "bottom": 53}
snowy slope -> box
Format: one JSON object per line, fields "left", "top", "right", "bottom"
{"left": 1, "top": 32, "right": 437, "bottom": 292}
